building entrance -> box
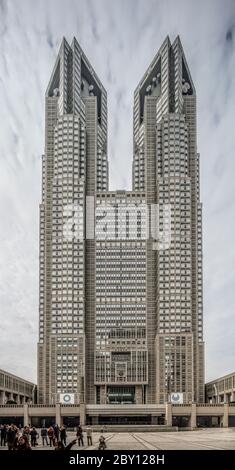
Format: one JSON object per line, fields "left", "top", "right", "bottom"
{"left": 107, "top": 386, "right": 135, "bottom": 404}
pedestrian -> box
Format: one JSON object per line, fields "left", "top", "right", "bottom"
{"left": 86, "top": 426, "right": 93, "bottom": 446}
{"left": 76, "top": 425, "right": 84, "bottom": 447}
{"left": 6, "top": 424, "right": 17, "bottom": 451}
{"left": 41, "top": 426, "right": 49, "bottom": 446}
{"left": 47, "top": 426, "right": 55, "bottom": 447}
{"left": 60, "top": 425, "right": 67, "bottom": 446}
{"left": 98, "top": 434, "right": 107, "bottom": 450}
{"left": 0, "top": 424, "right": 7, "bottom": 446}
{"left": 29, "top": 427, "right": 39, "bottom": 447}
{"left": 22, "top": 425, "right": 30, "bottom": 438}
{"left": 53, "top": 424, "right": 60, "bottom": 442}
{"left": 16, "top": 435, "right": 32, "bottom": 451}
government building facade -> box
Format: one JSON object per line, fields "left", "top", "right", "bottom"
{"left": 37, "top": 36, "right": 204, "bottom": 406}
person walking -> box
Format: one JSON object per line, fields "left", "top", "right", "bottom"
{"left": 0, "top": 424, "right": 7, "bottom": 446}
{"left": 86, "top": 426, "right": 93, "bottom": 446}
{"left": 22, "top": 426, "right": 30, "bottom": 439}
{"left": 47, "top": 426, "right": 55, "bottom": 447}
{"left": 53, "top": 424, "right": 60, "bottom": 442}
{"left": 29, "top": 427, "right": 39, "bottom": 447}
{"left": 60, "top": 425, "right": 67, "bottom": 446}
{"left": 76, "top": 425, "right": 84, "bottom": 447}
{"left": 41, "top": 426, "right": 49, "bottom": 446}
{"left": 6, "top": 424, "right": 17, "bottom": 451}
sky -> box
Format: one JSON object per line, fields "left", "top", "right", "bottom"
{"left": 0, "top": 0, "right": 235, "bottom": 384}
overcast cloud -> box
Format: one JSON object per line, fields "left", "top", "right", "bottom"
{"left": 0, "top": 0, "right": 235, "bottom": 383}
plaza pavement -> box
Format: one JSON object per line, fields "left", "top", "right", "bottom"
{"left": 1, "top": 429, "right": 235, "bottom": 450}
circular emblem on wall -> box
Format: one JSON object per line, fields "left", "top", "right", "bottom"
{"left": 63, "top": 394, "right": 71, "bottom": 403}
{"left": 171, "top": 393, "right": 180, "bottom": 402}
{"left": 171, "top": 393, "right": 180, "bottom": 401}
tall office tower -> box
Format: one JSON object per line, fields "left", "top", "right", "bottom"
{"left": 133, "top": 36, "right": 204, "bottom": 403}
{"left": 38, "top": 35, "right": 204, "bottom": 405}
{"left": 38, "top": 37, "right": 108, "bottom": 404}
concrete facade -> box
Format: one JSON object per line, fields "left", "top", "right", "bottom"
{"left": 206, "top": 371, "right": 235, "bottom": 403}
{"left": 38, "top": 36, "right": 204, "bottom": 406}
{"left": 37, "top": 37, "right": 107, "bottom": 405}
{"left": 0, "top": 403, "right": 234, "bottom": 429}
{"left": 0, "top": 368, "right": 35, "bottom": 405}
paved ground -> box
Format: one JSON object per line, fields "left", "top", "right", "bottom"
{"left": 1, "top": 429, "right": 235, "bottom": 450}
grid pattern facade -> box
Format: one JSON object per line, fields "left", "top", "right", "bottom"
{"left": 38, "top": 35, "right": 204, "bottom": 405}
{"left": 0, "top": 369, "right": 35, "bottom": 405}
{"left": 94, "top": 192, "right": 147, "bottom": 403}
{"left": 38, "top": 37, "right": 107, "bottom": 404}
{"left": 133, "top": 35, "right": 204, "bottom": 403}
{"left": 206, "top": 372, "right": 235, "bottom": 404}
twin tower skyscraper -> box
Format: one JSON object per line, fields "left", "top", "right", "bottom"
{"left": 37, "top": 36, "right": 204, "bottom": 406}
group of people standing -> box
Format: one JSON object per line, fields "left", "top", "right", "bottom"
{"left": 0, "top": 422, "right": 106, "bottom": 450}
{"left": 76, "top": 425, "right": 93, "bottom": 446}
{"left": 0, "top": 423, "right": 68, "bottom": 450}
{"left": 41, "top": 424, "right": 67, "bottom": 447}
{"left": 76, "top": 425, "right": 107, "bottom": 450}
{"left": 0, "top": 424, "right": 36, "bottom": 451}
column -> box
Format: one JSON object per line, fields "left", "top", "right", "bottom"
{"left": 0, "top": 390, "right": 5, "bottom": 405}
{"left": 135, "top": 386, "right": 142, "bottom": 404}
{"left": 165, "top": 403, "right": 172, "bottom": 426}
{"left": 100, "top": 386, "right": 107, "bottom": 404}
{"left": 190, "top": 403, "right": 197, "bottom": 428}
{"left": 23, "top": 403, "right": 29, "bottom": 427}
{"left": 223, "top": 403, "right": 229, "bottom": 428}
{"left": 80, "top": 403, "right": 86, "bottom": 426}
{"left": 151, "top": 415, "right": 159, "bottom": 425}
{"left": 56, "top": 403, "right": 61, "bottom": 426}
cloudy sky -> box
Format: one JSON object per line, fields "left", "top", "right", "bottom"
{"left": 0, "top": 0, "right": 235, "bottom": 383}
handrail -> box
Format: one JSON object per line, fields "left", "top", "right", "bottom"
{"left": 28, "top": 404, "right": 55, "bottom": 407}
{"left": 0, "top": 404, "right": 24, "bottom": 408}
{"left": 61, "top": 404, "right": 80, "bottom": 407}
